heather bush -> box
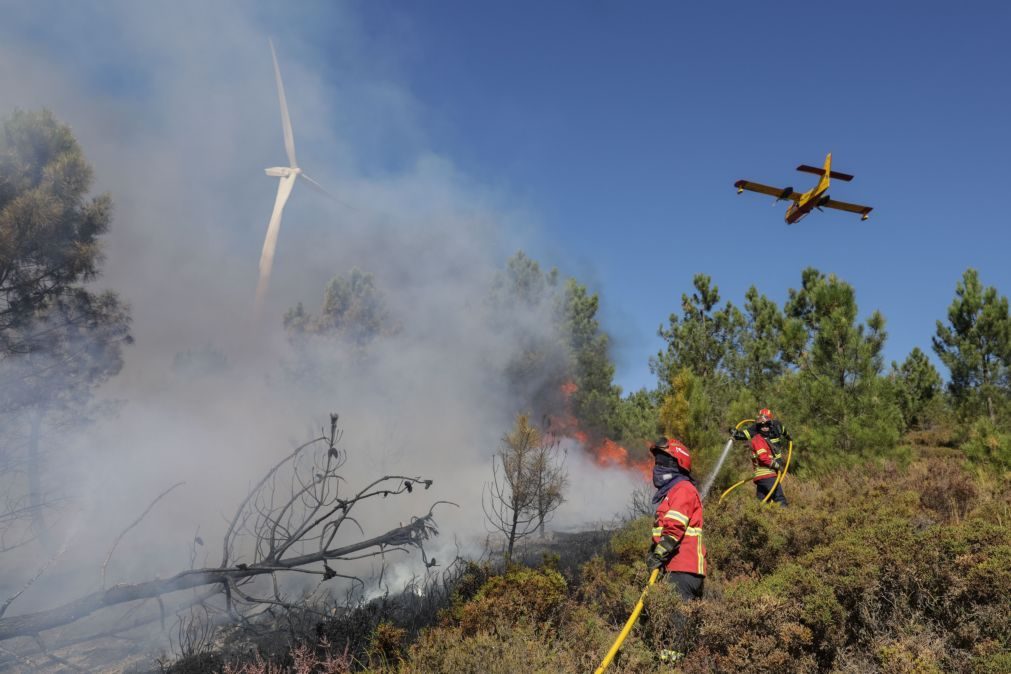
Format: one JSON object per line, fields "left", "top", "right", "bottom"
{"left": 456, "top": 565, "right": 567, "bottom": 636}
{"left": 181, "top": 452, "right": 1009, "bottom": 673}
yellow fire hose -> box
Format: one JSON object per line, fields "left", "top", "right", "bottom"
{"left": 594, "top": 421, "right": 795, "bottom": 672}
{"left": 593, "top": 568, "right": 660, "bottom": 674}
{"left": 719, "top": 419, "right": 792, "bottom": 504}
{"left": 718, "top": 477, "right": 750, "bottom": 503}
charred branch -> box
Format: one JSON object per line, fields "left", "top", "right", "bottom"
{"left": 0, "top": 514, "right": 438, "bottom": 641}
{"left": 0, "top": 416, "right": 441, "bottom": 645}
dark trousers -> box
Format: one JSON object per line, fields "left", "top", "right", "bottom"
{"left": 755, "top": 476, "right": 788, "bottom": 505}
{"left": 665, "top": 572, "right": 704, "bottom": 600}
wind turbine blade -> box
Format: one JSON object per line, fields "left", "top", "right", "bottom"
{"left": 269, "top": 39, "right": 298, "bottom": 169}
{"left": 255, "top": 173, "right": 298, "bottom": 309}
{"left": 299, "top": 173, "right": 356, "bottom": 210}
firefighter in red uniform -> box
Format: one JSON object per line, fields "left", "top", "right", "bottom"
{"left": 731, "top": 408, "right": 789, "bottom": 505}
{"left": 646, "top": 437, "right": 707, "bottom": 600}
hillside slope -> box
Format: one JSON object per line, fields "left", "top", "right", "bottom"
{"left": 190, "top": 447, "right": 1009, "bottom": 674}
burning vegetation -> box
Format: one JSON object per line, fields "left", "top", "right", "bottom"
{"left": 550, "top": 381, "right": 652, "bottom": 480}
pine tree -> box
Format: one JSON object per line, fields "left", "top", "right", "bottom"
{"left": 730, "top": 285, "right": 784, "bottom": 392}
{"left": 892, "top": 347, "right": 943, "bottom": 430}
{"left": 0, "top": 109, "right": 131, "bottom": 549}
{"left": 489, "top": 251, "right": 625, "bottom": 442}
{"left": 561, "top": 278, "right": 620, "bottom": 441}
{"left": 779, "top": 269, "right": 901, "bottom": 466}
{"left": 653, "top": 274, "right": 737, "bottom": 381}
{"left": 932, "top": 268, "right": 1011, "bottom": 422}
{"left": 482, "top": 414, "right": 566, "bottom": 561}
{"left": 652, "top": 274, "right": 740, "bottom": 451}
{"left": 284, "top": 267, "right": 392, "bottom": 347}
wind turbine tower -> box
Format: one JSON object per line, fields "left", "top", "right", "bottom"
{"left": 255, "top": 39, "right": 332, "bottom": 312}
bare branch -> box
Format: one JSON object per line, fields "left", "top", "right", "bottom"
{"left": 101, "top": 481, "right": 185, "bottom": 588}
{"left": 0, "top": 535, "right": 70, "bottom": 619}
{"left": 0, "top": 503, "right": 443, "bottom": 641}
{"left": 0, "top": 415, "right": 443, "bottom": 649}
{"left": 221, "top": 436, "right": 324, "bottom": 567}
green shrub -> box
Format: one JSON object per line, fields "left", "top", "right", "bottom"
{"left": 210, "top": 455, "right": 1011, "bottom": 674}
{"left": 406, "top": 624, "right": 579, "bottom": 674}
{"left": 457, "top": 566, "right": 567, "bottom": 636}
{"left": 972, "top": 651, "right": 1011, "bottom": 674}
{"left": 962, "top": 417, "right": 1011, "bottom": 471}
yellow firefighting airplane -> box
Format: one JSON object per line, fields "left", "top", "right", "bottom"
{"left": 734, "top": 153, "right": 873, "bottom": 224}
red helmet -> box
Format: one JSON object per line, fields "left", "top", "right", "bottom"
{"left": 650, "top": 436, "right": 692, "bottom": 472}
{"left": 757, "top": 408, "right": 774, "bottom": 423}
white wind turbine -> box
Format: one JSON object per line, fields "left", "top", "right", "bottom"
{"left": 255, "top": 39, "right": 334, "bottom": 310}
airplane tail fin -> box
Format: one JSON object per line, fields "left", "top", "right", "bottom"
{"left": 796, "top": 153, "right": 854, "bottom": 181}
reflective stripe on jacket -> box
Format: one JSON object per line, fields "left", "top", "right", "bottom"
{"left": 750, "top": 434, "right": 778, "bottom": 482}
{"left": 652, "top": 479, "right": 706, "bottom": 576}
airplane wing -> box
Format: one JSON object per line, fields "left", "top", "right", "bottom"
{"left": 821, "top": 199, "right": 873, "bottom": 219}
{"left": 797, "top": 165, "right": 854, "bottom": 181}
{"left": 734, "top": 180, "right": 801, "bottom": 202}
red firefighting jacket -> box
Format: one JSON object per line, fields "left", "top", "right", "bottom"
{"left": 750, "top": 434, "right": 778, "bottom": 482}
{"left": 652, "top": 479, "right": 706, "bottom": 576}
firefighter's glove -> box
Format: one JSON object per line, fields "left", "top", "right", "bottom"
{"left": 646, "top": 535, "right": 678, "bottom": 570}
{"left": 771, "top": 457, "right": 784, "bottom": 472}
{"left": 730, "top": 429, "right": 747, "bottom": 441}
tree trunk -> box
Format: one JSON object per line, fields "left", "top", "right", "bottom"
{"left": 27, "top": 407, "right": 53, "bottom": 553}
{"left": 506, "top": 502, "right": 519, "bottom": 564}
{"left": 0, "top": 517, "right": 432, "bottom": 641}
{"left": 983, "top": 363, "right": 995, "bottom": 423}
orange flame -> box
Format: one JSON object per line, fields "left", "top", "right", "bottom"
{"left": 551, "top": 381, "right": 651, "bottom": 480}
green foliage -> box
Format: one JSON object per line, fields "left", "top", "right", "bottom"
{"left": 0, "top": 109, "right": 131, "bottom": 413}
{"left": 933, "top": 268, "right": 1011, "bottom": 423}
{"left": 652, "top": 275, "right": 738, "bottom": 440}
{"left": 892, "top": 347, "right": 943, "bottom": 430}
{"left": 489, "top": 250, "right": 560, "bottom": 310}
{"left": 488, "top": 251, "right": 654, "bottom": 449}
{"left": 406, "top": 565, "right": 578, "bottom": 674}
{"left": 960, "top": 417, "right": 1011, "bottom": 471}
{"left": 222, "top": 453, "right": 1011, "bottom": 673}
{"left": 658, "top": 367, "right": 719, "bottom": 451}
{"left": 0, "top": 109, "right": 130, "bottom": 551}
{"left": 611, "top": 388, "right": 660, "bottom": 450}
{"left": 764, "top": 270, "right": 903, "bottom": 471}
{"left": 729, "top": 285, "right": 785, "bottom": 394}
{"left": 457, "top": 566, "right": 567, "bottom": 636}
{"left": 647, "top": 267, "right": 924, "bottom": 474}
{"left": 285, "top": 267, "right": 392, "bottom": 347}
{"left": 654, "top": 273, "right": 738, "bottom": 382}
{"left": 562, "top": 278, "right": 622, "bottom": 440}
{"left": 0, "top": 109, "right": 111, "bottom": 333}
{"left": 369, "top": 622, "right": 407, "bottom": 665}
{"left": 487, "top": 251, "right": 569, "bottom": 415}
{"left": 406, "top": 624, "right": 579, "bottom": 674}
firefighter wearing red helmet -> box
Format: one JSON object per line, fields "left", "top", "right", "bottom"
{"left": 731, "top": 408, "right": 791, "bottom": 505}
{"left": 646, "top": 437, "right": 707, "bottom": 600}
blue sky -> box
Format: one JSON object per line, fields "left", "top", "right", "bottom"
{"left": 339, "top": 0, "right": 1011, "bottom": 392}
{"left": 6, "top": 0, "right": 1011, "bottom": 394}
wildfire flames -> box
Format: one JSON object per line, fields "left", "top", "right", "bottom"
{"left": 550, "top": 382, "right": 652, "bottom": 480}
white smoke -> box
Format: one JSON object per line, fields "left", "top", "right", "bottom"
{"left": 0, "top": 0, "right": 643, "bottom": 636}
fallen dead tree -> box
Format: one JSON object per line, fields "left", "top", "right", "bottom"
{"left": 0, "top": 414, "right": 442, "bottom": 647}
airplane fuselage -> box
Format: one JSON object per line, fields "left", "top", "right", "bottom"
{"left": 784, "top": 176, "right": 830, "bottom": 224}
